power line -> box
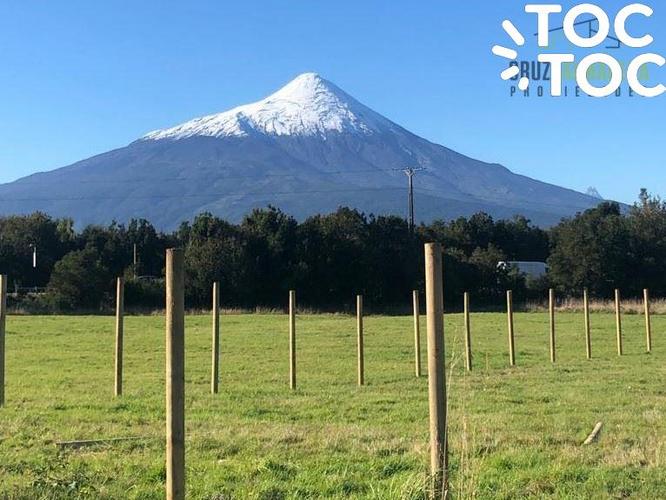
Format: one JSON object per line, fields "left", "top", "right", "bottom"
{"left": 0, "top": 186, "right": 408, "bottom": 203}
{"left": 11, "top": 167, "right": 409, "bottom": 185}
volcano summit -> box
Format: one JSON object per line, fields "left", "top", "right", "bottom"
{"left": 0, "top": 73, "right": 601, "bottom": 228}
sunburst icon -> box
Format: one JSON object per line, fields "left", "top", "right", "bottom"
{"left": 492, "top": 20, "right": 530, "bottom": 91}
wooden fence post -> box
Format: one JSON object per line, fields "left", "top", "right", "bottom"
{"left": 357, "top": 295, "right": 364, "bottom": 386}
{"left": 114, "top": 277, "right": 124, "bottom": 397}
{"left": 584, "top": 288, "right": 591, "bottom": 359}
{"left": 413, "top": 290, "right": 421, "bottom": 378}
{"left": 644, "top": 288, "right": 652, "bottom": 354}
{"left": 424, "top": 243, "right": 448, "bottom": 497}
{"left": 165, "top": 249, "right": 185, "bottom": 500}
{"left": 289, "top": 290, "right": 296, "bottom": 390}
{"left": 549, "top": 288, "right": 556, "bottom": 364}
{"left": 0, "top": 275, "right": 6, "bottom": 408}
{"left": 211, "top": 282, "right": 220, "bottom": 394}
{"left": 507, "top": 290, "right": 516, "bottom": 367}
{"left": 615, "top": 289, "right": 623, "bottom": 356}
{"left": 464, "top": 292, "right": 472, "bottom": 371}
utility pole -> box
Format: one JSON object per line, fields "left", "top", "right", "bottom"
{"left": 29, "top": 244, "right": 37, "bottom": 292}
{"left": 30, "top": 244, "right": 37, "bottom": 269}
{"left": 403, "top": 167, "right": 425, "bottom": 233}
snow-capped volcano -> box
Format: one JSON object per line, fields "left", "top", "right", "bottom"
{"left": 144, "top": 73, "right": 391, "bottom": 140}
{"left": 0, "top": 72, "right": 606, "bottom": 229}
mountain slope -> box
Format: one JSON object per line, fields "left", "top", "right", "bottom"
{"left": 0, "top": 73, "right": 602, "bottom": 229}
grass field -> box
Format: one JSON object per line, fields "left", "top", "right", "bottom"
{"left": 0, "top": 311, "right": 664, "bottom": 499}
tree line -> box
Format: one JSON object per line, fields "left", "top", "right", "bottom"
{"left": 0, "top": 190, "right": 663, "bottom": 312}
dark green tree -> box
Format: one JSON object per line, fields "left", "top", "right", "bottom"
{"left": 626, "top": 189, "right": 666, "bottom": 296}
{"left": 46, "top": 248, "right": 110, "bottom": 310}
{"left": 548, "top": 202, "right": 630, "bottom": 296}
{"left": 184, "top": 213, "right": 248, "bottom": 306}
{"left": 240, "top": 207, "right": 298, "bottom": 306}
{"left": 296, "top": 208, "right": 369, "bottom": 307}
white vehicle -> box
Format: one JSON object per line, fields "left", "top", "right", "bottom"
{"left": 497, "top": 261, "right": 548, "bottom": 279}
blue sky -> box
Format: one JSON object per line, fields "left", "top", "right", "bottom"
{"left": 0, "top": 0, "right": 663, "bottom": 204}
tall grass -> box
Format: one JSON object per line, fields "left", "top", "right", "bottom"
{"left": 525, "top": 297, "right": 666, "bottom": 314}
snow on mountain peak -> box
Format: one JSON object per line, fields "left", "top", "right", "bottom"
{"left": 143, "top": 72, "right": 389, "bottom": 140}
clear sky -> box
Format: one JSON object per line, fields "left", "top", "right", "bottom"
{"left": 0, "top": 0, "right": 663, "bottom": 204}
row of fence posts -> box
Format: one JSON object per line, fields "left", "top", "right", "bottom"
{"left": 107, "top": 278, "right": 658, "bottom": 404}
{"left": 0, "top": 248, "right": 659, "bottom": 498}
{"left": 108, "top": 281, "right": 657, "bottom": 403}
{"left": 506, "top": 286, "right": 653, "bottom": 366}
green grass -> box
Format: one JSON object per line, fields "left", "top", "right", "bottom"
{"left": 0, "top": 311, "right": 665, "bottom": 499}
